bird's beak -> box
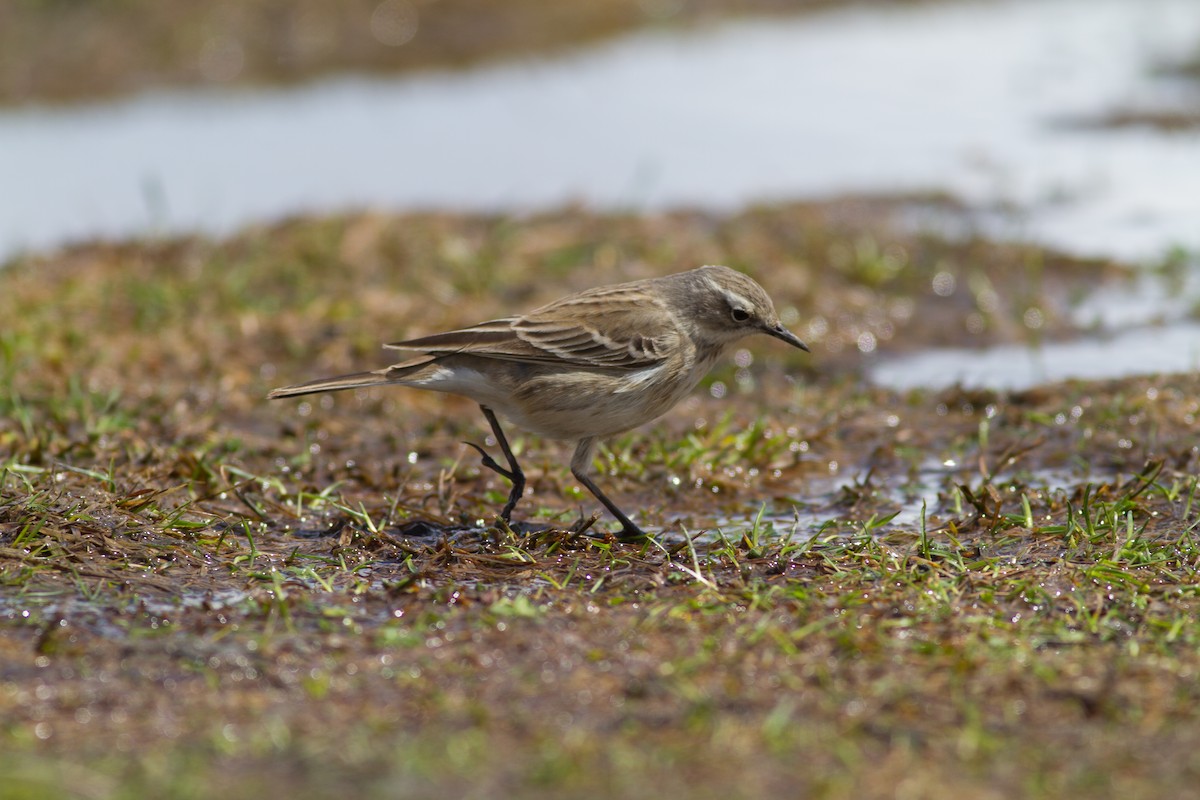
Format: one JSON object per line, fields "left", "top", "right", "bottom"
{"left": 765, "top": 322, "right": 809, "bottom": 352}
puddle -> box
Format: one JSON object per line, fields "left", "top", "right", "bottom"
{"left": 1068, "top": 268, "right": 1200, "bottom": 329}
{"left": 864, "top": 223, "right": 1200, "bottom": 393}
{"left": 695, "top": 463, "right": 961, "bottom": 540}
{"left": 744, "top": 461, "right": 1120, "bottom": 539}
{"left": 2, "top": 0, "right": 1199, "bottom": 262}
{"left": 0, "top": 594, "right": 131, "bottom": 640}
{"left": 870, "top": 320, "right": 1200, "bottom": 392}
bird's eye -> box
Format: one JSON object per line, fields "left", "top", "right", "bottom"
{"left": 731, "top": 308, "right": 751, "bottom": 323}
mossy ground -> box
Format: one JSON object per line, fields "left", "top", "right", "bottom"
{"left": 4, "top": 200, "right": 1200, "bottom": 798}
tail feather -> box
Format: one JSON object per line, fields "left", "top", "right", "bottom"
{"left": 268, "top": 354, "right": 439, "bottom": 399}
{"left": 268, "top": 370, "right": 392, "bottom": 399}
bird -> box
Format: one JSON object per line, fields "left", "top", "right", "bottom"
{"left": 269, "top": 264, "right": 808, "bottom": 540}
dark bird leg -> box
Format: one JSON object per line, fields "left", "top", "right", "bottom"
{"left": 463, "top": 405, "right": 526, "bottom": 523}
{"left": 570, "top": 438, "right": 648, "bottom": 542}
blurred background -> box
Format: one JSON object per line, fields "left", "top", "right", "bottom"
{"left": 2, "top": 0, "right": 1199, "bottom": 388}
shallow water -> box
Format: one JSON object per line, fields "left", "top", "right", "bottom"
{"left": 871, "top": 320, "right": 1200, "bottom": 392}
{"left": 2, "top": 0, "right": 1198, "bottom": 263}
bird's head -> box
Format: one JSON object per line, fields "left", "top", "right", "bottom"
{"left": 679, "top": 265, "right": 809, "bottom": 353}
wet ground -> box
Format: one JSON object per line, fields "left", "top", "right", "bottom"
{"left": 5, "top": 201, "right": 1200, "bottom": 798}
{"left": 5, "top": 1, "right": 1200, "bottom": 797}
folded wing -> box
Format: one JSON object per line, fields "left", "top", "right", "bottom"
{"left": 385, "top": 286, "right": 680, "bottom": 370}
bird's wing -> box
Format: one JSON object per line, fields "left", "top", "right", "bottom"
{"left": 385, "top": 287, "right": 680, "bottom": 370}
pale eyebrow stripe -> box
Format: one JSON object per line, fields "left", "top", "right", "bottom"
{"left": 703, "top": 276, "right": 752, "bottom": 309}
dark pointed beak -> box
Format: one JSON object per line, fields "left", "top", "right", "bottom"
{"left": 765, "top": 322, "right": 809, "bottom": 352}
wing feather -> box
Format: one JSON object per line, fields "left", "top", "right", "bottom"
{"left": 384, "top": 286, "right": 681, "bottom": 370}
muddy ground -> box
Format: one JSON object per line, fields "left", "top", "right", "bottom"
{"left": 4, "top": 199, "right": 1200, "bottom": 798}
{"left": 7, "top": 2, "right": 1200, "bottom": 796}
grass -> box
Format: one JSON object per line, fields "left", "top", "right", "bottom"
{"left": 3, "top": 200, "right": 1200, "bottom": 798}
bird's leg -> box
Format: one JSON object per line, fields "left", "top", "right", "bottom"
{"left": 570, "top": 438, "right": 648, "bottom": 541}
{"left": 464, "top": 405, "right": 525, "bottom": 522}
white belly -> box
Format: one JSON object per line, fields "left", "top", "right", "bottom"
{"left": 402, "top": 361, "right": 705, "bottom": 441}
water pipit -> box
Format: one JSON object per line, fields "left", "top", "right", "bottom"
{"left": 269, "top": 265, "right": 808, "bottom": 540}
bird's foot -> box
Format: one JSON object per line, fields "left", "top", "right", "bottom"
{"left": 571, "top": 513, "right": 649, "bottom": 543}
{"left": 463, "top": 440, "right": 525, "bottom": 521}
{"left": 463, "top": 440, "right": 515, "bottom": 482}
{"left": 614, "top": 525, "right": 651, "bottom": 543}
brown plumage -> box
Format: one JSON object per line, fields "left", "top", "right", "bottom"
{"left": 270, "top": 265, "right": 808, "bottom": 539}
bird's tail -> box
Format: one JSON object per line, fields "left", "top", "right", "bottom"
{"left": 268, "top": 369, "right": 395, "bottom": 399}
{"left": 269, "top": 355, "right": 438, "bottom": 399}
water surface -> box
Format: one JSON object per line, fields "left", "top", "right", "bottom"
{"left": 2, "top": 0, "right": 1198, "bottom": 262}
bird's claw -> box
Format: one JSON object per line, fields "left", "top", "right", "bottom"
{"left": 571, "top": 513, "right": 647, "bottom": 543}
{"left": 615, "top": 525, "right": 650, "bottom": 543}
{"left": 463, "top": 440, "right": 515, "bottom": 481}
